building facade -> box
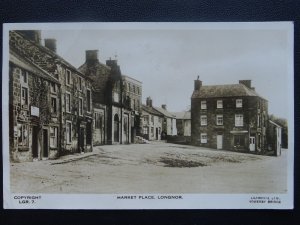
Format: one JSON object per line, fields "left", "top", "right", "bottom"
{"left": 267, "top": 120, "right": 282, "bottom": 156}
{"left": 191, "top": 79, "right": 268, "bottom": 153}
{"left": 9, "top": 30, "right": 94, "bottom": 162}
{"left": 154, "top": 105, "right": 177, "bottom": 138}
{"left": 141, "top": 97, "right": 164, "bottom": 141}
{"left": 174, "top": 111, "right": 191, "bottom": 137}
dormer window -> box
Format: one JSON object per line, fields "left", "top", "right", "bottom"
{"left": 201, "top": 101, "right": 207, "bottom": 110}
{"left": 236, "top": 99, "right": 242, "bottom": 108}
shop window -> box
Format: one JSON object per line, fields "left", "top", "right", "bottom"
{"left": 234, "top": 135, "right": 245, "bottom": 147}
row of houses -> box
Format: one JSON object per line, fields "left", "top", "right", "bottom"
{"left": 9, "top": 30, "right": 146, "bottom": 162}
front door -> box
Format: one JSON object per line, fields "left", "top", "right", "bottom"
{"left": 156, "top": 128, "right": 158, "bottom": 140}
{"left": 42, "top": 129, "right": 48, "bottom": 158}
{"left": 249, "top": 136, "right": 255, "bottom": 152}
{"left": 32, "top": 126, "right": 39, "bottom": 158}
{"left": 79, "top": 128, "right": 84, "bottom": 153}
{"left": 217, "top": 135, "right": 223, "bottom": 149}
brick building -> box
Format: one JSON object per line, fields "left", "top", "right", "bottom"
{"left": 141, "top": 97, "right": 164, "bottom": 141}
{"left": 191, "top": 79, "right": 268, "bottom": 153}
{"left": 9, "top": 30, "right": 94, "bottom": 162}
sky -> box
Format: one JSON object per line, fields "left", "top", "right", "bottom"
{"left": 40, "top": 25, "right": 292, "bottom": 119}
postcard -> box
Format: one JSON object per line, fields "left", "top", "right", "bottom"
{"left": 2, "top": 22, "right": 294, "bottom": 209}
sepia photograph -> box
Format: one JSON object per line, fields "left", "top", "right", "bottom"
{"left": 2, "top": 22, "right": 294, "bottom": 209}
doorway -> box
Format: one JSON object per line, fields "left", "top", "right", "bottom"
{"left": 114, "top": 114, "right": 119, "bottom": 142}
{"left": 156, "top": 128, "right": 158, "bottom": 140}
{"left": 249, "top": 136, "right": 255, "bottom": 152}
{"left": 32, "top": 126, "right": 39, "bottom": 158}
{"left": 217, "top": 135, "right": 223, "bottom": 150}
{"left": 42, "top": 129, "right": 48, "bottom": 158}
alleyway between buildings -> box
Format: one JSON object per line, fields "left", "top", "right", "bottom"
{"left": 10, "top": 142, "right": 287, "bottom": 194}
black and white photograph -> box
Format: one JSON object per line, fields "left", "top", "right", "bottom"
{"left": 2, "top": 22, "right": 294, "bottom": 209}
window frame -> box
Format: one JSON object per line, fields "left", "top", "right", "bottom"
{"left": 216, "top": 114, "right": 223, "bottom": 126}
{"left": 65, "top": 92, "right": 71, "bottom": 113}
{"left": 66, "top": 121, "right": 72, "bottom": 144}
{"left": 200, "top": 115, "right": 207, "bottom": 126}
{"left": 21, "top": 86, "right": 29, "bottom": 106}
{"left": 236, "top": 99, "right": 243, "bottom": 108}
{"left": 79, "top": 97, "right": 83, "bottom": 116}
{"left": 18, "top": 123, "right": 28, "bottom": 147}
{"left": 86, "top": 88, "right": 92, "bottom": 112}
{"left": 51, "top": 96, "right": 57, "bottom": 114}
{"left": 201, "top": 100, "right": 207, "bottom": 110}
{"left": 50, "top": 126, "right": 58, "bottom": 148}
{"left": 217, "top": 100, "right": 223, "bottom": 109}
{"left": 235, "top": 114, "right": 244, "bottom": 127}
{"left": 66, "top": 69, "right": 72, "bottom": 86}
{"left": 200, "top": 133, "right": 207, "bottom": 144}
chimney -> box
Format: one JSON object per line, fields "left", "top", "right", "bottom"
{"left": 17, "top": 30, "right": 41, "bottom": 44}
{"left": 239, "top": 80, "right": 252, "bottom": 89}
{"left": 146, "top": 97, "right": 152, "bottom": 107}
{"left": 106, "top": 58, "right": 118, "bottom": 67}
{"left": 86, "top": 50, "right": 99, "bottom": 64}
{"left": 194, "top": 78, "right": 202, "bottom": 91}
{"left": 44, "top": 39, "right": 57, "bottom": 52}
{"left": 162, "top": 104, "right": 167, "bottom": 110}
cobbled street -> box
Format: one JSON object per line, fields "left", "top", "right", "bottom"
{"left": 10, "top": 142, "right": 288, "bottom": 194}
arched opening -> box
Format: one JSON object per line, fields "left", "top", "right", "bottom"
{"left": 114, "top": 114, "right": 119, "bottom": 142}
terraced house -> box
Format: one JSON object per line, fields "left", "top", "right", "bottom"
{"left": 9, "top": 30, "right": 94, "bottom": 162}
{"left": 191, "top": 78, "right": 269, "bottom": 154}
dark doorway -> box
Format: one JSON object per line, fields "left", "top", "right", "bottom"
{"left": 32, "top": 126, "right": 39, "bottom": 158}
{"left": 156, "top": 128, "right": 158, "bottom": 140}
{"left": 114, "top": 114, "right": 119, "bottom": 142}
{"left": 42, "top": 129, "right": 48, "bottom": 158}
{"left": 79, "top": 127, "right": 84, "bottom": 152}
{"left": 86, "top": 122, "right": 92, "bottom": 145}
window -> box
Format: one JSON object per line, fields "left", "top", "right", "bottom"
{"left": 18, "top": 124, "right": 28, "bottom": 147}
{"left": 65, "top": 93, "right": 71, "bottom": 113}
{"left": 137, "top": 99, "right": 140, "bottom": 110}
{"left": 78, "top": 77, "right": 82, "bottom": 90}
{"left": 235, "top": 114, "right": 243, "bottom": 127}
{"left": 236, "top": 99, "right": 243, "bottom": 108}
{"left": 66, "top": 69, "right": 71, "bottom": 85}
{"left": 200, "top": 133, "right": 207, "bottom": 143}
{"left": 257, "top": 114, "right": 260, "bottom": 127}
{"left": 137, "top": 87, "right": 140, "bottom": 95}
{"left": 151, "top": 127, "right": 154, "bottom": 135}
{"left": 66, "top": 121, "right": 72, "bottom": 144}
{"left": 87, "top": 89, "right": 91, "bottom": 112}
{"left": 21, "top": 87, "right": 28, "bottom": 106}
{"left": 151, "top": 115, "right": 154, "bottom": 123}
{"left": 133, "top": 85, "right": 135, "bottom": 93}
{"left": 21, "top": 70, "right": 28, "bottom": 83}
{"left": 50, "top": 127, "right": 58, "bottom": 148}
{"left": 217, "top": 100, "right": 223, "bottom": 108}
{"left": 201, "top": 101, "right": 207, "bottom": 109}
{"left": 234, "top": 135, "right": 245, "bottom": 146}
{"left": 200, "top": 115, "right": 207, "bottom": 126}
{"left": 79, "top": 98, "right": 83, "bottom": 116}
{"left": 143, "top": 126, "right": 148, "bottom": 134}
{"left": 50, "top": 83, "right": 57, "bottom": 93}
{"left": 51, "top": 97, "right": 57, "bottom": 113}
{"left": 128, "top": 83, "right": 131, "bottom": 92}
{"left": 216, "top": 115, "right": 223, "bottom": 125}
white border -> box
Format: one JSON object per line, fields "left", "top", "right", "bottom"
{"left": 2, "top": 22, "right": 294, "bottom": 209}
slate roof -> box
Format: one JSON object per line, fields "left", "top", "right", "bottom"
{"left": 191, "top": 83, "right": 265, "bottom": 99}
{"left": 154, "top": 107, "right": 176, "bottom": 118}
{"left": 173, "top": 111, "right": 191, "bottom": 120}
{"left": 10, "top": 50, "right": 60, "bottom": 84}
{"left": 142, "top": 105, "right": 164, "bottom": 117}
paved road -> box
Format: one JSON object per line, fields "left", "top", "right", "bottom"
{"left": 10, "top": 142, "right": 288, "bottom": 193}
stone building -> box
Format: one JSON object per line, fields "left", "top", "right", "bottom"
{"left": 191, "top": 79, "right": 268, "bottom": 153}
{"left": 154, "top": 105, "right": 177, "bottom": 138}
{"left": 174, "top": 111, "right": 191, "bottom": 137}
{"left": 141, "top": 97, "right": 164, "bottom": 141}
{"left": 122, "top": 75, "right": 142, "bottom": 142}
{"left": 79, "top": 50, "right": 136, "bottom": 144}
{"left": 9, "top": 30, "right": 94, "bottom": 162}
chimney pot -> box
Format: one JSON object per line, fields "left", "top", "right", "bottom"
{"left": 146, "top": 97, "right": 152, "bottom": 107}
{"left": 44, "top": 38, "right": 57, "bottom": 52}
{"left": 162, "top": 104, "right": 167, "bottom": 110}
